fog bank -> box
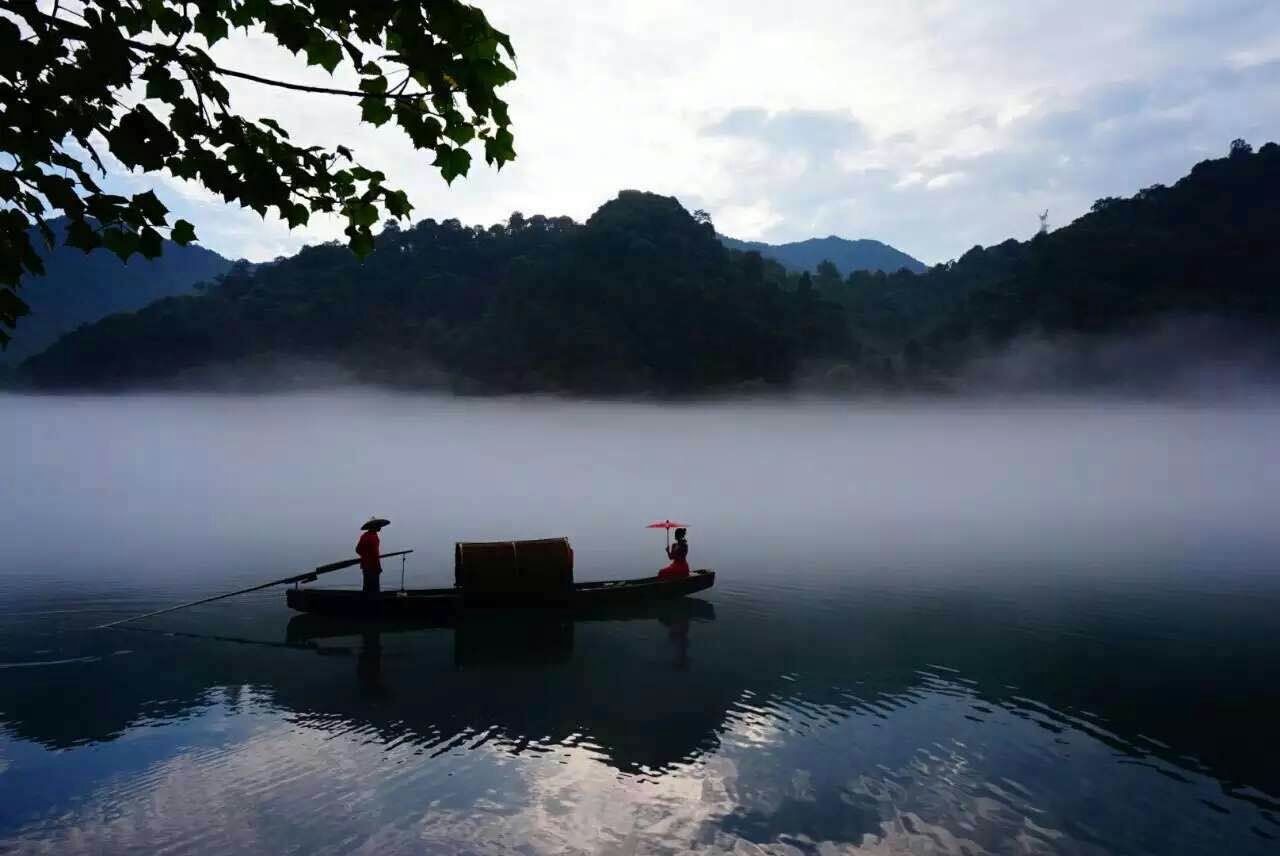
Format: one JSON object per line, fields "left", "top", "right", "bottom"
{"left": 4, "top": 393, "right": 1279, "bottom": 600}
{"left": 956, "top": 318, "right": 1280, "bottom": 399}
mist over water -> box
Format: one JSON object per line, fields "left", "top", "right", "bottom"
{"left": 955, "top": 318, "right": 1280, "bottom": 399}
{"left": 2, "top": 392, "right": 1279, "bottom": 854}
{"left": 5, "top": 391, "right": 1280, "bottom": 588}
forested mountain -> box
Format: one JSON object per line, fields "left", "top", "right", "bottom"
{"left": 1, "top": 219, "right": 231, "bottom": 365}
{"left": 21, "top": 192, "right": 850, "bottom": 392}
{"left": 19, "top": 142, "right": 1280, "bottom": 394}
{"left": 719, "top": 234, "right": 926, "bottom": 275}
{"left": 877, "top": 138, "right": 1280, "bottom": 386}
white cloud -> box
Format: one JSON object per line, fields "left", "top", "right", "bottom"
{"left": 714, "top": 201, "right": 784, "bottom": 240}
{"left": 105, "top": 0, "right": 1280, "bottom": 265}
{"left": 925, "top": 172, "right": 965, "bottom": 191}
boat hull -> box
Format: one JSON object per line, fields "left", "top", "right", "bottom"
{"left": 285, "top": 569, "right": 715, "bottom": 619}
{"left": 285, "top": 595, "right": 716, "bottom": 645}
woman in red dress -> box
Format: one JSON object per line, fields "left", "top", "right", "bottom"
{"left": 658, "top": 528, "right": 690, "bottom": 578}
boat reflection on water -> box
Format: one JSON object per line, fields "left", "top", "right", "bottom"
{"left": 277, "top": 598, "right": 719, "bottom": 770}
{"left": 332, "top": 597, "right": 707, "bottom": 698}
{"left": 355, "top": 631, "right": 387, "bottom": 699}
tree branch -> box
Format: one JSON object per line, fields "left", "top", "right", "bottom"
{"left": 185, "top": 66, "right": 212, "bottom": 127}
{"left": 5, "top": 3, "right": 442, "bottom": 100}
{"left": 211, "top": 64, "right": 432, "bottom": 100}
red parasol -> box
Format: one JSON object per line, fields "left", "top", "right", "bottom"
{"left": 646, "top": 519, "right": 689, "bottom": 548}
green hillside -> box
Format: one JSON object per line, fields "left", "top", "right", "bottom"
{"left": 20, "top": 142, "right": 1280, "bottom": 393}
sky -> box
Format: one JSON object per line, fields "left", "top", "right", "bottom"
{"left": 110, "top": 0, "right": 1280, "bottom": 265}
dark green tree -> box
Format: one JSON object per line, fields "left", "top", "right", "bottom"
{"left": 814, "top": 259, "right": 841, "bottom": 292}
{"left": 0, "top": 0, "right": 518, "bottom": 347}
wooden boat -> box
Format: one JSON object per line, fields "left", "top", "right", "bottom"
{"left": 284, "top": 594, "right": 716, "bottom": 644}
{"left": 288, "top": 536, "right": 714, "bottom": 619}
{"left": 286, "top": 569, "right": 715, "bottom": 619}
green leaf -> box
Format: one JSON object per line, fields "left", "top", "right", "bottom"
{"left": 19, "top": 241, "right": 45, "bottom": 277}
{"left": 396, "top": 108, "right": 442, "bottom": 149}
{"left": 384, "top": 189, "right": 412, "bottom": 218}
{"left": 84, "top": 194, "right": 129, "bottom": 224}
{"left": 227, "top": 0, "right": 263, "bottom": 29}
{"left": 359, "top": 96, "right": 393, "bottom": 127}
{"left": 462, "top": 37, "right": 499, "bottom": 61}
{"left": 138, "top": 226, "right": 164, "bottom": 259}
{"left": 108, "top": 107, "right": 179, "bottom": 171}
{"left": 285, "top": 203, "right": 309, "bottom": 228}
{"left": 101, "top": 228, "right": 140, "bottom": 262}
{"left": 494, "top": 30, "right": 516, "bottom": 60}
{"left": 0, "top": 16, "right": 20, "bottom": 46}
{"left": 194, "top": 12, "right": 229, "bottom": 45}
{"left": 65, "top": 218, "right": 101, "bottom": 253}
{"left": 171, "top": 219, "right": 197, "bottom": 245}
{"left": 168, "top": 101, "right": 204, "bottom": 140}
{"left": 342, "top": 40, "right": 365, "bottom": 69}
{"left": 491, "top": 99, "right": 511, "bottom": 127}
{"left": 349, "top": 166, "right": 386, "bottom": 185}
{"left": 345, "top": 200, "right": 379, "bottom": 229}
{"left": 332, "top": 169, "right": 356, "bottom": 198}
{"left": 35, "top": 175, "right": 84, "bottom": 215}
{"left": 475, "top": 60, "right": 517, "bottom": 88}
{"left": 0, "top": 288, "right": 31, "bottom": 328}
{"left": 145, "top": 75, "right": 185, "bottom": 103}
{"left": 143, "top": 65, "right": 185, "bottom": 102}
{"left": 359, "top": 75, "right": 389, "bottom": 94}
{"left": 131, "top": 190, "right": 169, "bottom": 225}
{"left": 152, "top": 6, "right": 189, "bottom": 36}
{"left": 445, "top": 123, "right": 475, "bottom": 146}
{"left": 304, "top": 37, "right": 343, "bottom": 73}
{"left": 484, "top": 127, "right": 516, "bottom": 165}
{"left": 435, "top": 147, "right": 471, "bottom": 184}
{"left": 36, "top": 220, "right": 56, "bottom": 249}
{"left": 348, "top": 230, "right": 375, "bottom": 258}
{"left": 259, "top": 118, "right": 290, "bottom": 138}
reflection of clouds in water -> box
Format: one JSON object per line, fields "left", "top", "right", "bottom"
{"left": 722, "top": 690, "right": 786, "bottom": 750}
{"left": 411, "top": 749, "right": 732, "bottom": 854}
{"left": 3, "top": 672, "right": 1273, "bottom": 855}
{"left": 0, "top": 684, "right": 1053, "bottom": 855}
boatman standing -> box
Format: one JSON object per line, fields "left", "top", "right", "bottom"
{"left": 356, "top": 517, "right": 390, "bottom": 595}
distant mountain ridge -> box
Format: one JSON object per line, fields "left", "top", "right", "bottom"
{"left": 719, "top": 234, "right": 927, "bottom": 275}
{"left": 1, "top": 219, "right": 232, "bottom": 364}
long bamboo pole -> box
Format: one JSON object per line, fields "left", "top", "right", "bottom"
{"left": 95, "top": 550, "right": 414, "bottom": 629}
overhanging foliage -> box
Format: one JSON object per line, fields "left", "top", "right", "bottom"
{"left": 0, "top": 0, "right": 518, "bottom": 346}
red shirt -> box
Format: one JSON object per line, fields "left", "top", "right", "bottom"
{"left": 356, "top": 530, "right": 381, "bottom": 573}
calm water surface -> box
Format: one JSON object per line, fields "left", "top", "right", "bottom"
{"left": 1, "top": 392, "right": 1278, "bottom": 854}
